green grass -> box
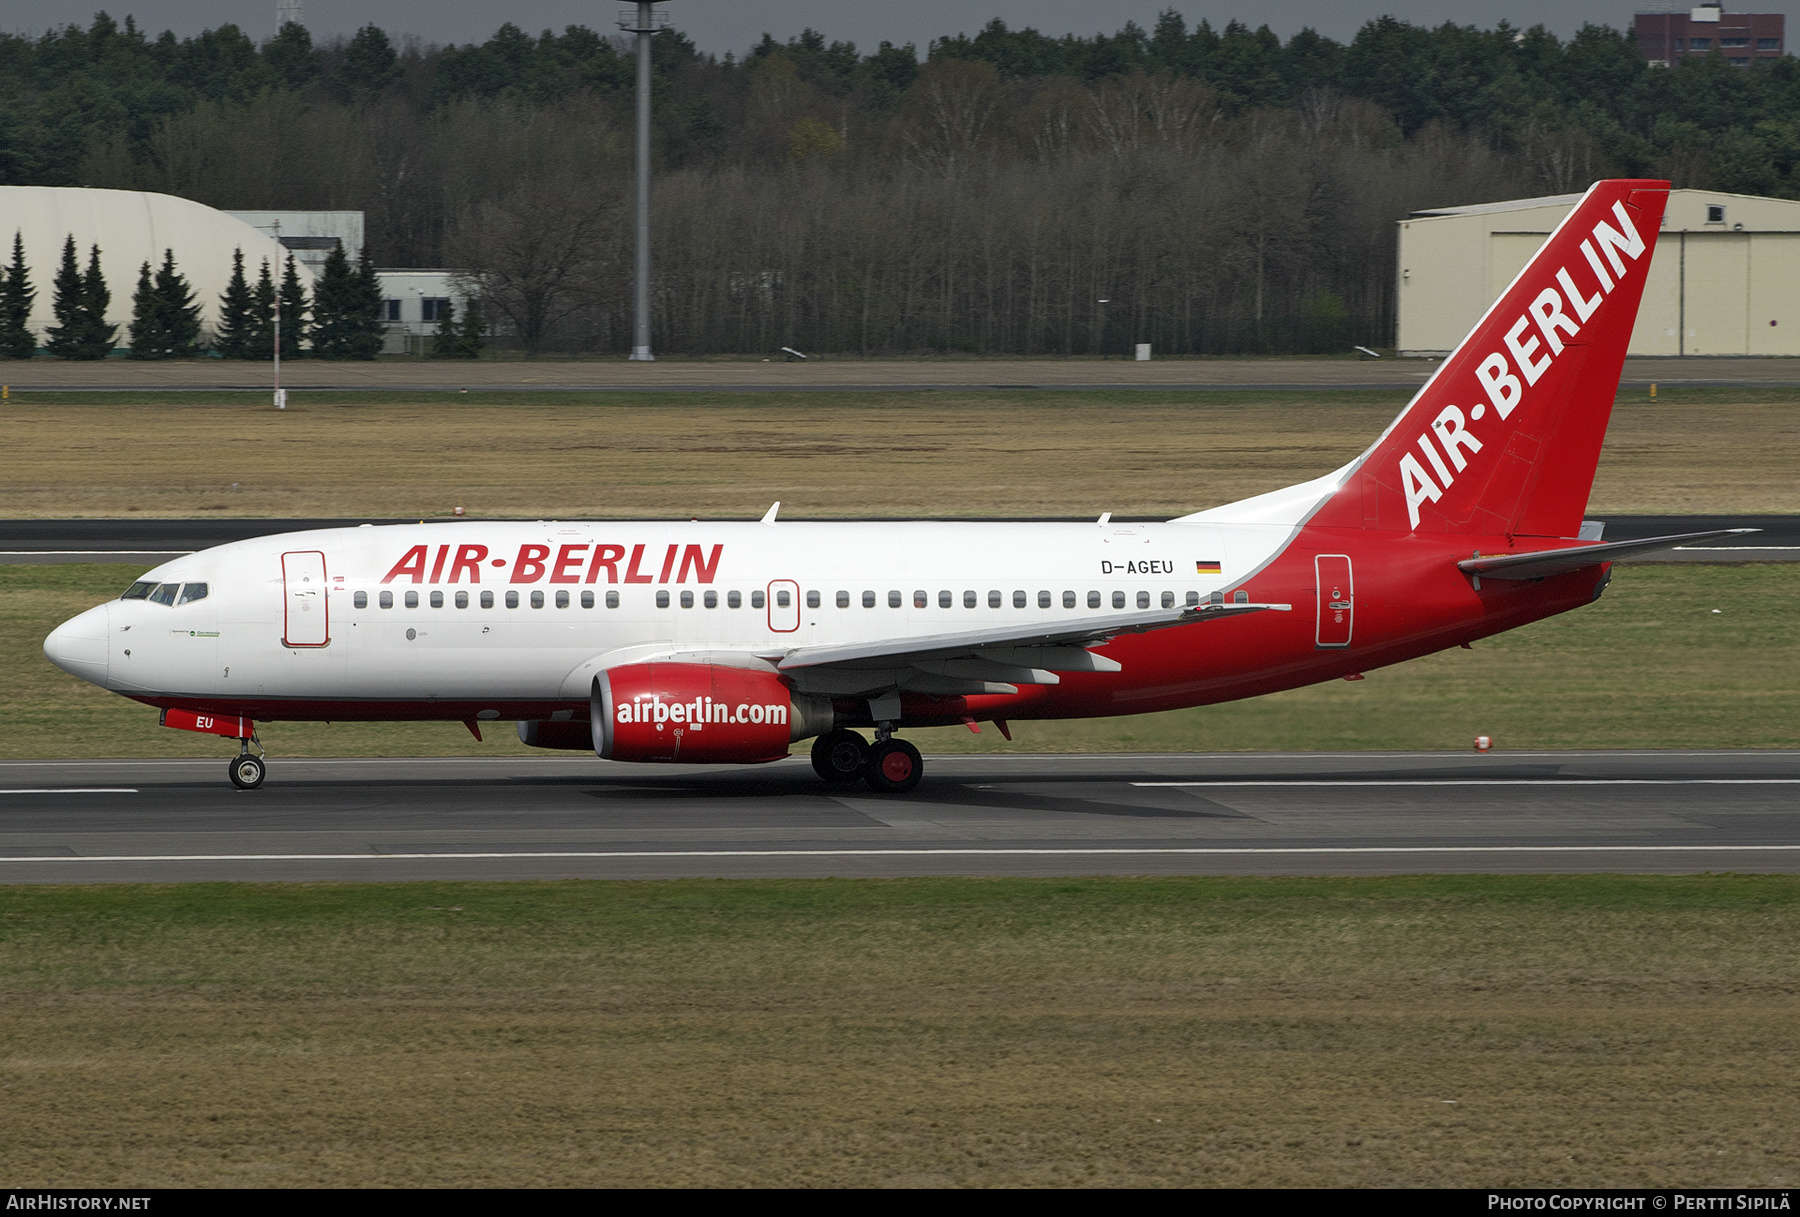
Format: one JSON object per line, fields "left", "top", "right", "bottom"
{"left": 3, "top": 562, "right": 1794, "bottom": 758}
{"left": 2, "top": 875, "right": 1796, "bottom": 1186}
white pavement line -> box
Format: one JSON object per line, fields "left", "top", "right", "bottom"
{"left": 1134, "top": 779, "right": 1800, "bottom": 787}
{"left": 0, "top": 788, "right": 138, "bottom": 795}
{"left": 2, "top": 845, "right": 1800, "bottom": 863}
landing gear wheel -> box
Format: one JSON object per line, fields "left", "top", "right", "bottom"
{"left": 228, "top": 754, "right": 266, "bottom": 790}
{"left": 811, "top": 730, "right": 869, "bottom": 785}
{"left": 864, "top": 738, "right": 923, "bottom": 794}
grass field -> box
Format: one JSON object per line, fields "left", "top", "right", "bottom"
{"left": 2, "top": 386, "right": 1799, "bottom": 518}
{"left": 1, "top": 874, "right": 1795, "bottom": 1187}
{"left": 3, "top": 561, "right": 1793, "bottom": 759}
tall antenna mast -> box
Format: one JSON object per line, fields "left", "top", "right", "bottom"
{"left": 618, "top": 4, "right": 672, "bottom": 361}
{"left": 276, "top": 0, "right": 303, "bottom": 29}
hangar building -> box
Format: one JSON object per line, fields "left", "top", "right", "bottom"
{"left": 0, "top": 186, "right": 309, "bottom": 343}
{"left": 1396, "top": 189, "right": 1800, "bottom": 357}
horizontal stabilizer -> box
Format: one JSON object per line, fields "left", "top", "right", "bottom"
{"left": 1456, "top": 529, "right": 1757, "bottom": 580}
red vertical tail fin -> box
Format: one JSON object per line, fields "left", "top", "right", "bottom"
{"left": 1324, "top": 180, "right": 1668, "bottom": 538}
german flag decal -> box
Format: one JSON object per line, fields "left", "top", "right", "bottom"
{"left": 1195, "top": 560, "right": 1222, "bottom": 574}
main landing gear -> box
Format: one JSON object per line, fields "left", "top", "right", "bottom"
{"left": 810, "top": 728, "right": 923, "bottom": 794}
{"left": 228, "top": 737, "right": 267, "bottom": 790}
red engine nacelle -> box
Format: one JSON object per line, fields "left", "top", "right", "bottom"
{"left": 592, "top": 662, "right": 832, "bottom": 763}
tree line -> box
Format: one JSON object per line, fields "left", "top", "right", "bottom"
{"left": 0, "top": 234, "right": 485, "bottom": 359}
{"left": 7, "top": 11, "right": 1798, "bottom": 354}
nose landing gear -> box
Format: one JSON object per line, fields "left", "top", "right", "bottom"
{"left": 227, "top": 735, "right": 267, "bottom": 789}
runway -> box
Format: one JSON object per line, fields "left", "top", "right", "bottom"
{"left": 1, "top": 750, "right": 1795, "bottom": 882}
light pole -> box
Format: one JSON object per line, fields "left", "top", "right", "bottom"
{"left": 620, "top": 3, "right": 671, "bottom": 361}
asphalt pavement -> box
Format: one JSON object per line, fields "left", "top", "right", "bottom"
{"left": 0, "top": 750, "right": 1795, "bottom": 882}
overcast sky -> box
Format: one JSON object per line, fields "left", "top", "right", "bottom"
{"left": 14, "top": 2, "right": 1799, "bottom": 52}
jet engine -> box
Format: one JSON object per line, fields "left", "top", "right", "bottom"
{"left": 592, "top": 661, "right": 834, "bottom": 763}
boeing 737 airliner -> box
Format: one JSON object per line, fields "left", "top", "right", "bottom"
{"left": 45, "top": 180, "right": 1744, "bottom": 791}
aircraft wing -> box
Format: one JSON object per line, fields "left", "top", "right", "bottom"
{"left": 765, "top": 601, "right": 1291, "bottom": 698}
{"left": 1456, "top": 529, "right": 1757, "bottom": 581}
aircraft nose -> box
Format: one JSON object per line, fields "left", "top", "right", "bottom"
{"left": 44, "top": 603, "right": 110, "bottom": 687}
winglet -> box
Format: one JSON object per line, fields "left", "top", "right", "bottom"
{"left": 760, "top": 502, "right": 780, "bottom": 526}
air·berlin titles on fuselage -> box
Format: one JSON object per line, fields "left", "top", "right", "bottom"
{"left": 381, "top": 542, "right": 725, "bottom": 585}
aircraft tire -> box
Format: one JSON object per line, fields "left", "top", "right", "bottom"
{"left": 864, "top": 739, "right": 923, "bottom": 794}
{"left": 810, "top": 729, "right": 868, "bottom": 784}
{"left": 228, "top": 754, "right": 266, "bottom": 790}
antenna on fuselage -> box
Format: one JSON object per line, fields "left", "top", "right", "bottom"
{"left": 1097, "top": 511, "right": 1111, "bottom": 526}
{"left": 760, "top": 502, "right": 780, "bottom": 526}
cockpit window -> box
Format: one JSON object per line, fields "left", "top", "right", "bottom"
{"left": 121, "top": 580, "right": 157, "bottom": 600}
{"left": 148, "top": 583, "right": 180, "bottom": 606}
{"left": 176, "top": 583, "right": 208, "bottom": 605}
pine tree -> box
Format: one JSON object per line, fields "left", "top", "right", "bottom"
{"left": 249, "top": 258, "right": 277, "bottom": 358}
{"left": 277, "top": 255, "right": 307, "bottom": 359}
{"left": 153, "top": 249, "right": 201, "bottom": 357}
{"left": 349, "top": 244, "right": 387, "bottom": 359}
{"left": 43, "top": 236, "right": 85, "bottom": 360}
{"left": 127, "top": 261, "right": 162, "bottom": 358}
{"left": 310, "top": 243, "right": 386, "bottom": 359}
{"left": 0, "top": 231, "right": 35, "bottom": 359}
{"left": 456, "top": 300, "right": 488, "bottom": 358}
{"left": 214, "top": 248, "right": 255, "bottom": 358}
{"left": 430, "top": 297, "right": 460, "bottom": 357}
{"left": 77, "top": 244, "right": 116, "bottom": 359}
{"left": 308, "top": 242, "right": 354, "bottom": 358}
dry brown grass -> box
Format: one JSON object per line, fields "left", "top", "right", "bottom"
{"left": 2, "top": 389, "right": 1797, "bottom": 518}
{"left": 2, "top": 876, "right": 1796, "bottom": 1188}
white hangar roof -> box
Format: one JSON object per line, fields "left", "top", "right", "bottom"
{"left": 0, "top": 186, "right": 312, "bottom": 342}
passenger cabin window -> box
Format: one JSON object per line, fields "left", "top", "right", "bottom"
{"left": 914, "top": 590, "right": 928, "bottom": 608}
{"left": 405, "top": 590, "right": 419, "bottom": 608}
{"left": 379, "top": 590, "right": 394, "bottom": 609}
{"left": 1185, "top": 591, "right": 1200, "bottom": 607}
{"left": 579, "top": 591, "right": 593, "bottom": 608}
{"left": 605, "top": 591, "right": 619, "bottom": 608}
{"left": 505, "top": 590, "right": 520, "bottom": 608}
{"left": 729, "top": 590, "right": 743, "bottom": 608}
{"left": 836, "top": 591, "right": 849, "bottom": 608}
{"left": 1088, "top": 591, "right": 1101, "bottom": 609}
{"left": 1137, "top": 591, "right": 1151, "bottom": 609}
{"left": 656, "top": 590, "right": 670, "bottom": 608}
{"left": 704, "top": 590, "right": 718, "bottom": 608}
{"left": 149, "top": 583, "right": 180, "bottom": 606}
{"left": 177, "top": 583, "right": 208, "bottom": 605}
{"left": 988, "top": 590, "right": 1001, "bottom": 608}
{"left": 1037, "top": 590, "right": 1051, "bottom": 609}
{"left": 556, "top": 590, "right": 570, "bottom": 608}
{"left": 430, "top": 590, "right": 443, "bottom": 608}
{"left": 964, "top": 590, "right": 977, "bottom": 608}
{"left": 1063, "top": 591, "right": 1076, "bottom": 609}
{"left": 122, "top": 580, "right": 157, "bottom": 600}
{"left": 456, "top": 591, "right": 469, "bottom": 608}
{"left": 481, "top": 591, "right": 495, "bottom": 608}
{"left": 1112, "top": 591, "right": 1125, "bottom": 609}
{"left": 680, "top": 590, "right": 694, "bottom": 608}
{"left": 939, "top": 590, "right": 952, "bottom": 609}
{"left": 887, "top": 590, "right": 901, "bottom": 608}
{"left": 354, "top": 591, "right": 368, "bottom": 608}
{"left": 1161, "top": 591, "right": 1174, "bottom": 608}
{"left": 862, "top": 591, "right": 876, "bottom": 608}
{"left": 806, "top": 590, "right": 820, "bottom": 609}
{"left": 776, "top": 590, "right": 791, "bottom": 608}
{"left": 1233, "top": 590, "right": 1249, "bottom": 604}
{"left": 1012, "top": 590, "right": 1027, "bottom": 609}
{"left": 751, "top": 590, "right": 765, "bottom": 609}
{"left": 531, "top": 590, "right": 545, "bottom": 608}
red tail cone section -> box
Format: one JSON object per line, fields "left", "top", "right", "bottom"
{"left": 1316, "top": 180, "right": 1669, "bottom": 539}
